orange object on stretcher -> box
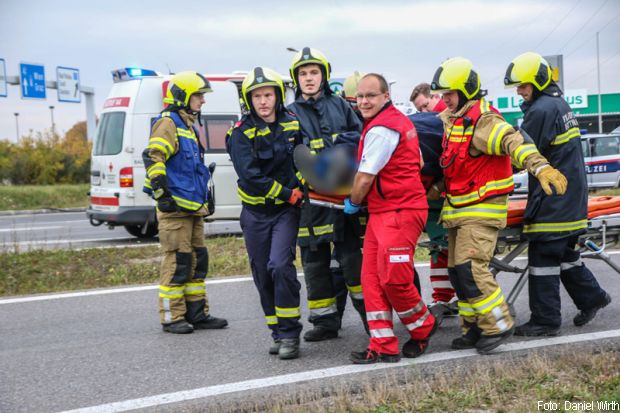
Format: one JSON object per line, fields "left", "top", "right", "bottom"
{"left": 507, "top": 196, "right": 620, "bottom": 227}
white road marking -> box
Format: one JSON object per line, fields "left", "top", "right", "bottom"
{"left": 57, "top": 329, "right": 620, "bottom": 413}
{"left": 0, "top": 225, "right": 62, "bottom": 233}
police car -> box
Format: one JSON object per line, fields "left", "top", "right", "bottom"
{"left": 87, "top": 68, "right": 247, "bottom": 238}
{"left": 512, "top": 132, "right": 620, "bottom": 194}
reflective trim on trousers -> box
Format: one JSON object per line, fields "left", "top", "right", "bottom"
{"left": 367, "top": 310, "right": 392, "bottom": 321}
{"left": 309, "top": 305, "right": 338, "bottom": 317}
{"left": 346, "top": 284, "right": 363, "bottom": 300}
{"left": 431, "top": 280, "right": 454, "bottom": 289}
{"left": 370, "top": 328, "right": 395, "bottom": 338}
{"left": 492, "top": 306, "right": 510, "bottom": 332}
{"left": 560, "top": 259, "right": 582, "bottom": 271}
{"left": 275, "top": 306, "right": 301, "bottom": 318}
{"left": 265, "top": 315, "right": 278, "bottom": 325}
{"left": 159, "top": 285, "right": 184, "bottom": 299}
{"left": 458, "top": 288, "right": 506, "bottom": 316}
{"left": 162, "top": 298, "right": 172, "bottom": 323}
{"left": 404, "top": 311, "right": 430, "bottom": 331}
{"left": 396, "top": 302, "right": 425, "bottom": 319}
{"left": 430, "top": 268, "right": 449, "bottom": 276}
{"left": 529, "top": 266, "right": 561, "bottom": 276}
{"left": 184, "top": 283, "right": 206, "bottom": 296}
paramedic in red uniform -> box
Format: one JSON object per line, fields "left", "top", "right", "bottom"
{"left": 345, "top": 73, "right": 437, "bottom": 364}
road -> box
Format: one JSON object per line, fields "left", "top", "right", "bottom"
{"left": 1, "top": 258, "right": 619, "bottom": 413}
{"left": 0, "top": 211, "right": 241, "bottom": 252}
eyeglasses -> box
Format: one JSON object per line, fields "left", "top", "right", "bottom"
{"left": 356, "top": 92, "right": 384, "bottom": 101}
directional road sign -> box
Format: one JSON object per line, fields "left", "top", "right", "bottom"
{"left": 0, "top": 59, "right": 7, "bottom": 97}
{"left": 57, "top": 66, "right": 81, "bottom": 103}
{"left": 20, "top": 63, "right": 46, "bottom": 99}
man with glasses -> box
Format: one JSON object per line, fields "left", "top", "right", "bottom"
{"left": 346, "top": 73, "right": 437, "bottom": 364}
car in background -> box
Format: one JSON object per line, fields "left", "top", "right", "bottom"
{"left": 511, "top": 133, "right": 620, "bottom": 194}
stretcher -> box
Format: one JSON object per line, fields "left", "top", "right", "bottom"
{"left": 495, "top": 195, "right": 620, "bottom": 310}
{"left": 307, "top": 192, "right": 620, "bottom": 312}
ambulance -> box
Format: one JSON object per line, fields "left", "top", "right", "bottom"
{"left": 86, "top": 68, "right": 248, "bottom": 238}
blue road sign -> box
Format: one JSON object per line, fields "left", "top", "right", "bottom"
{"left": 20, "top": 63, "right": 46, "bottom": 99}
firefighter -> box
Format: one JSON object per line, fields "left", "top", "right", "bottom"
{"left": 226, "top": 67, "right": 304, "bottom": 359}
{"left": 287, "top": 47, "right": 367, "bottom": 341}
{"left": 430, "top": 57, "right": 567, "bottom": 353}
{"left": 347, "top": 73, "right": 436, "bottom": 363}
{"left": 504, "top": 52, "right": 612, "bottom": 336}
{"left": 342, "top": 71, "right": 365, "bottom": 120}
{"left": 142, "top": 71, "right": 228, "bottom": 334}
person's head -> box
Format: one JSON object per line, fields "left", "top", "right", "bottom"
{"left": 431, "top": 57, "right": 484, "bottom": 113}
{"left": 164, "top": 71, "right": 212, "bottom": 114}
{"left": 289, "top": 47, "right": 331, "bottom": 99}
{"left": 356, "top": 73, "right": 390, "bottom": 119}
{"left": 342, "top": 71, "right": 365, "bottom": 111}
{"left": 241, "top": 67, "right": 285, "bottom": 123}
{"left": 409, "top": 82, "right": 442, "bottom": 112}
{"left": 504, "top": 52, "right": 552, "bottom": 103}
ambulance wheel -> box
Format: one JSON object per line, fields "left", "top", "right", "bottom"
{"left": 124, "top": 224, "right": 158, "bottom": 239}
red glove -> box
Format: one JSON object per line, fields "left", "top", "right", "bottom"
{"left": 287, "top": 189, "right": 304, "bottom": 207}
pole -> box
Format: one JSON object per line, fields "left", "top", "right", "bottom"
{"left": 14, "top": 113, "right": 19, "bottom": 140}
{"left": 49, "top": 105, "right": 55, "bottom": 135}
{"left": 596, "top": 31, "right": 603, "bottom": 133}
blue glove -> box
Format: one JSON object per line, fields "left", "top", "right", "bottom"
{"left": 343, "top": 198, "right": 361, "bottom": 214}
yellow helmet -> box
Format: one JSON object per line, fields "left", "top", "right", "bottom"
{"left": 431, "top": 57, "right": 481, "bottom": 100}
{"left": 164, "top": 71, "right": 212, "bottom": 107}
{"left": 504, "top": 52, "right": 552, "bottom": 91}
{"left": 289, "top": 47, "right": 331, "bottom": 87}
{"left": 241, "top": 67, "right": 285, "bottom": 111}
{"left": 343, "top": 71, "right": 365, "bottom": 102}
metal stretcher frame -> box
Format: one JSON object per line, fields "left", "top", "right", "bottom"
{"left": 494, "top": 212, "right": 620, "bottom": 310}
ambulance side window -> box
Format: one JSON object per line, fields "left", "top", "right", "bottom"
{"left": 94, "top": 112, "right": 125, "bottom": 155}
{"left": 202, "top": 115, "right": 237, "bottom": 152}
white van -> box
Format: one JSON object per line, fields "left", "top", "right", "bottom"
{"left": 86, "top": 68, "right": 246, "bottom": 238}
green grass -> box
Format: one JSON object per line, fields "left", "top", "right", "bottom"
{"left": 0, "top": 184, "right": 89, "bottom": 210}
{"left": 0, "top": 235, "right": 429, "bottom": 296}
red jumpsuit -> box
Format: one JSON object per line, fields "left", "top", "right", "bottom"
{"left": 358, "top": 104, "right": 435, "bottom": 355}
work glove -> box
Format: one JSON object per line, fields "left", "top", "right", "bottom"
{"left": 157, "top": 196, "right": 177, "bottom": 213}
{"left": 427, "top": 184, "right": 442, "bottom": 201}
{"left": 536, "top": 165, "right": 568, "bottom": 196}
{"left": 343, "top": 198, "right": 361, "bottom": 215}
{"left": 287, "top": 188, "right": 304, "bottom": 207}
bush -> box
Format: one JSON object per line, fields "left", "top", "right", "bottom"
{"left": 0, "top": 121, "right": 92, "bottom": 185}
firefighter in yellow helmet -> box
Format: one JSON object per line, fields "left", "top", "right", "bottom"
{"left": 342, "top": 71, "right": 365, "bottom": 119}
{"left": 142, "top": 71, "right": 228, "bottom": 334}
{"left": 226, "top": 67, "right": 304, "bottom": 359}
{"left": 504, "top": 52, "right": 611, "bottom": 337}
{"left": 429, "top": 57, "right": 567, "bottom": 353}
{"left": 287, "top": 47, "right": 368, "bottom": 342}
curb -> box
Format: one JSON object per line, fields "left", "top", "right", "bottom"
{"left": 0, "top": 207, "right": 86, "bottom": 216}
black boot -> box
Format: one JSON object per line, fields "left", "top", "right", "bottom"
{"left": 402, "top": 316, "right": 439, "bottom": 358}
{"left": 303, "top": 326, "right": 338, "bottom": 342}
{"left": 515, "top": 321, "right": 560, "bottom": 337}
{"left": 192, "top": 315, "right": 228, "bottom": 330}
{"left": 451, "top": 325, "right": 481, "bottom": 349}
{"left": 162, "top": 320, "right": 194, "bottom": 334}
{"left": 350, "top": 349, "right": 400, "bottom": 364}
{"left": 573, "top": 293, "right": 612, "bottom": 327}
{"left": 475, "top": 326, "right": 514, "bottom": 355}
{"left": 278, "top": 338, "right": 300, "bottom": 360}
{"left": 269, "top": 339, "right": 281, "bottom": 355}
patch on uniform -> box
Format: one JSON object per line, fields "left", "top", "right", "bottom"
{"left": 406, "top": 128, "right": 418, "bottom": 141}
{"left": 389, "top": 254, "right": 410, "bottom": 263}
{"left": 234, "top": 121, "right": 242, "bottom": 128}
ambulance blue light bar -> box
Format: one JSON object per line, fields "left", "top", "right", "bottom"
{"left": 112, "top": 68, "right": 159, "bottom": 82}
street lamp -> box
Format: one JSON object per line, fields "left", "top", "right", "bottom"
{"left": 49, "top": 105, "right": 55, "bottom": 135}
{"left": 14, "top": 113, "right": 19, "bottom": 140}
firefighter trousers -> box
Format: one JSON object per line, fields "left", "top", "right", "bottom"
{"left": 300, "top": 217, "right": 365, "bottom": 332}
{"left": 425, "top": 202, "right": 453, "bottom": 303}
{"left": 240, "top": 206, "right": 302, "bottom": 339}
{"left": 447, "top": 224, "right": 513, "bottom": 337}
{"left": 157, "top": 211, "right": 211, "bottom": 325}
{"left": 363, "top": 209, "right": 435, "bottom": 355}
{"left": 528, "top": 236, "right": 609, "bottom": 328}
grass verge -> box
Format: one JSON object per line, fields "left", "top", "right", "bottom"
{"left": 220, "top": 347, "right": 620, "bottom": 413}
{"left": 0, "top": 184, "right": 89, "bottom": 210}
{"left": 0, "top": 236, "right": 430, "bottom": 296}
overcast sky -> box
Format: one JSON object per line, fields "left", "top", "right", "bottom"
{"left": 1, "top": 0, "right": 619, "bottom": 141}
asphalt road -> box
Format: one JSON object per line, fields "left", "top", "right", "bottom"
{"left": 0, "top": 211, "right": 241, "bottom": 252}
{"left": 1, "top": 259, "right": 619, "bottom": 413}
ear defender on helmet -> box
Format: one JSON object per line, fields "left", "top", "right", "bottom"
{"left": 241, "top": 67, "right": 286, "bottom": 113}
{"left": 504, "top": 52, "right": 552, "bottom": 91}
{"left": 164, "top": 71, "right": 212, "bottom": 108}
{"left": 289, "top": 47, "right": 332, "bottom": 88}
{"left": 430, "top": 57, "right": 481, "bottom": 100}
